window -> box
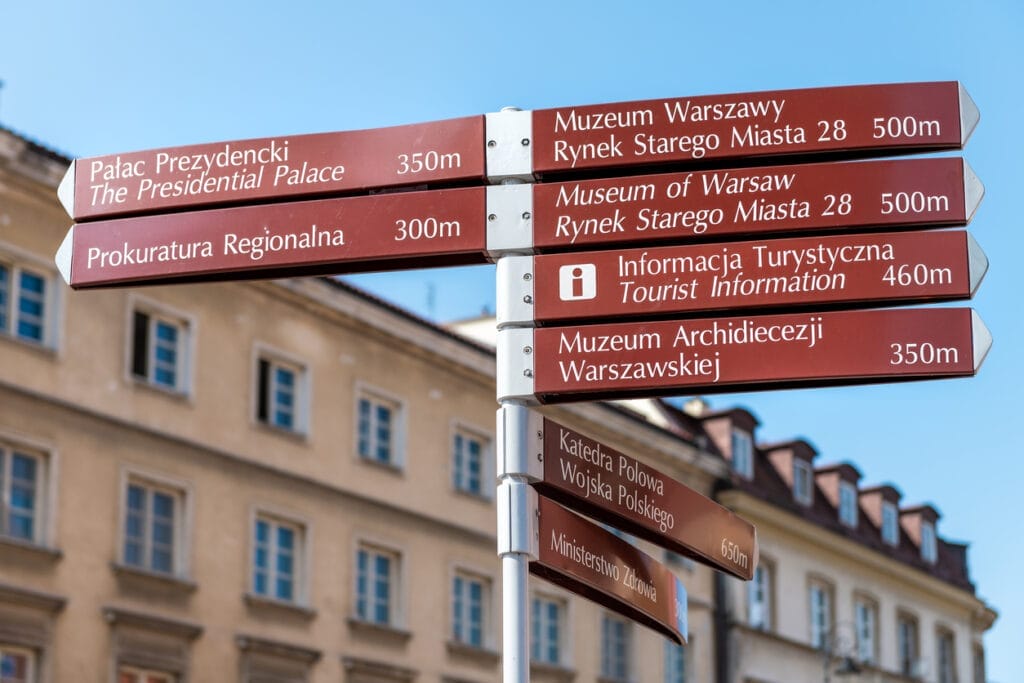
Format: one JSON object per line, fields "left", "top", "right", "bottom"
{"left": 854, "top": 597, "right": 877, "bottom": 664}
{"left": 357, "top": 391, "right": 402, "bottom": 467}
{"left": 0, "top": 258, "right": 54, "bottom": 347}
{"left": 531, "top": 594, "right": 565, "bottom": 666}
{"left": 256, "top": 353, "right": 307, "bottom": 434}
{"left": 253, "top": 515, "right": 304, "bottom": 603}
{"left": 123, "top": 480, "right": 181, "bottom": 574}
{"left": 747, "top": 562, "right": 772, "bottom": 630}
{"left": 897, "top": 613, "right": 919, "bottom": 677}
{"left": 882, "top": 501, "right": 899, "bottom": 546}
{"left": 452, "top": 571, "right": 490, "bottom": 649}
{"left": 601, "top": 613, "right": 632, "bottom": 681}
{"left": 118, "top": 666, "right": 175, "bottom": 683}
{"left": 794, "top": 460, "right": 813, "bottom": 506}
{"left": 839, "top": 481, "right": 858, "bottom": 527}
{"left": 0, "top": 646, "right": 35, "bottom": 683}
{"left": 355, "top": 543, "right": 400, "bottom": 626}
{"left": 730, "top": 430, "right": 753, "bottom": 479}
{"left": 453, "top": 427, "right": 489, "bottom": 497}
{"left": 131, "top": 308, "right": 190, "bottom": 393}
{"left": 809, "top": 580, "right": 832, "bottom": 649}
{"left": 937, "top": 629, "right": 956, "bottom": 683}
{"left": 921, "top": 521, "right": 938, "bottom": 564}
{"left": 664, "top": 641, "right": 686, "bottom": 683}
{"left": 0, "top": 446, "right": 44, "bottom": 544}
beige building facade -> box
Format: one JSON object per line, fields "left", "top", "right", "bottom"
{"left": 0, "top": 123, "right": 995, "bottom": 683}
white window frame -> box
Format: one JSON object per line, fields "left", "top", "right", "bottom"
{"left": 839, "top": 480, "right": 858, "bottom": 527}
{"left": 354, "top": 540, "right": 403, "bottom": 628}
{"left": 808, "top": 579, "right": 832, "bottom": 650}
{"left": 451, "top": 421, "right": 491, "bottom": 499}
{"left": 126, "top": 296, "right": 195, "bottom": 396}
{"left": 250, "top": 509, "right": 308, "bottom": 605}
{"left": 664, "top": 639, "right": 687, "bottom": 683}
{"left": 531, "top": 592, "right": 567, "bottom": 667}
{"left": 0, "top": 444, "right": 47, "bottom": 546}
{"left": 897, "top": 611, "right": 920, "bottom": 677}
{"left": 254, "top": 344, "right": 310, "bottom": 436}
{"left": 600, "top": 611, "right": 633, "bottom": 682}
{"left": 355, "top": 384, "right": 405, "bottom": 469}
{"left": 936, "top": 627, "right": 956, "bottom": 683}
{"left": 451, "top": 567, "right": 493, "bottom": 650}
{"left": 0, "top": 244, "right": 61, "bottom": 350}
{"left": 921, "top": 520, "right": 938, "bottom": 564}
{"left": 793, "top": 459, "right": 813, "bottom": 506}
{"left": 747, "top": 561, "right": 772, "bottom": 631}
{"left": 118, "top": 468, "right": 191, "bottom": 577}
{"left": 854, "top": 596, "right": 878, "bottom": 665}
{"left": 730, "top": 429, "right": 753, "bottom": 479}
{"left": 0, "top": 644, "right": 36, "bottom": 683}
{"left": 882, "top": 501, "right": 899, "bottom": 546}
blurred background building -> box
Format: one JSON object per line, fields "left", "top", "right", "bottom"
{"left": 0, "top": 124, "right": 996, "bottom": 682}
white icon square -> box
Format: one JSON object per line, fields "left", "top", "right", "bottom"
{"left": 559, "top": 263, "right": 597, "bottom": 301}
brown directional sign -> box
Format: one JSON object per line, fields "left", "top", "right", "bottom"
{"left": 519, "top": 230, "right": 987, "bottom": 324}
{"left": 532, "top": 496, "right": 688, "bottom": 644}
{"left": 55, "top": 186, "right": 487, "bottom": 288}
{"left": 535, "top": 416, "right": 756, "bottom": 580}
{"left": 498, "top": 307, "right": 990, "bottom": 403}
{"left": 533, "top": 82, "right": 976, "bottom": 175}
{"left": 532, "top": 157, "right": 982, "bottom": 251}
{"left": 59, "top": 116, "right": 485, "bottom": 221}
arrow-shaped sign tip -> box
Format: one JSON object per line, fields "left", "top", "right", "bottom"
{"left": 55, "top": 226, "right": 74, "bottom": 285}
{"left": 963, "top": 160, "right": 985, "bottom": 224}
{"left": 972, "top": 310, "right": 992, "bottom": 373}
{"left": 959, "top": 83, "right": 980, "bottom": 147}
{"left": 966, "top": 233, "right": 988, "bottom": 297}
{"left": 57, "top": 161, "right": 76, "bottom": 219}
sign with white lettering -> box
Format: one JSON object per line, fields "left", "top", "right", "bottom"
{"left": 497, "top": 307, "right": 991, "bottom": 403}
{"left": 55, "top": 187, "right": 487, "bottom": 288}
{"left": 531, "top": 157, "right": 982, "bottom": 251}
{"left": 59, "top": 116, "right": 485, "bottom": 220}
{"left": 499, "top": 230, "right": 987, "bottom": 325}
{"left": 532, "top": 495, "right": 688, "bottom": 644}
{"left": 535, "top": 417, "right": 757, "bottom": 580}
{"left": 533, "top": 82, "right": 977, "bottom": 176}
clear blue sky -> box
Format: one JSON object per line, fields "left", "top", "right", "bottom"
{"left": 2, "top": 2, "right": 1020, "bottom": 680}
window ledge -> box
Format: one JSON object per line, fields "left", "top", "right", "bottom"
{"left": 111, "top": 562, "right": 197, "bottom": 593}
{"left": 0, "top": 333, "right": 57, "bottom": 358}
{"left": 445, "top": 640, "right": 500, "bottom": 665}
{"left": 358, "top": 456, "right": 405, "bottom": 475}
{"left": 531, "top": 661, "right": 577, "bottom": 681}
{"left": 244, "top": 592, "right": 317, "bottom": 619}
{"left": 0, "top": 535, "right": 62, "bottom": 562}
{"left": 453, "top": 487, "right": 492, "bottom": 504}
{"left": 130, "top": 376, "right": 192, "bottom": 403}
{"left": 254, "top": 421, "right": 310, "bottom": 444}
{"left": 346, "top": 617, "right": 413, "bottom": 642}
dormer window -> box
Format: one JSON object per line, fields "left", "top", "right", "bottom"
{"left": 882, "top": 501, "right": 899, "bottom": 545}
{"left": 793, "top": 460, "right": 813, "bottom": 506}
{"left": 921, "top": 521, "right": 937, "bottom": 564}
{"left": 839, "top": 481, "right": 858, "bottom": 528}
{"left": 731, "top": 430, "right": 753, "bottom": 479}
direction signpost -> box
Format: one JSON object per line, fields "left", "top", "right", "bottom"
{"left": 52, "top": 80, "right": 992, "bottom": 683}
{"left": 498, "top": 307, "right": 990, "bottom": 404}
{"left": 527, "top": 156, "right": 983, "bottom": 252}
{"left": 498, "top": 230, "right": 987, "bottom": 324}
{"left": 532, "top": 81, "right": 978, "bottom": 175}
{"left": 56, "top": 186, "right": 487, "bottom": 288}
{"left": 531, "top": 495, "right": 689, "bottom": 645}
{"left": 59, "top": 115, "right": 485, "bottom": 220}
{"left": 505, "top": 411, "right": 757, "bottom": 580}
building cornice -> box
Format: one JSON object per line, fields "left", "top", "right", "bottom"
{"left": 717, "top": 490, "right": 993, "bottom": 618}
